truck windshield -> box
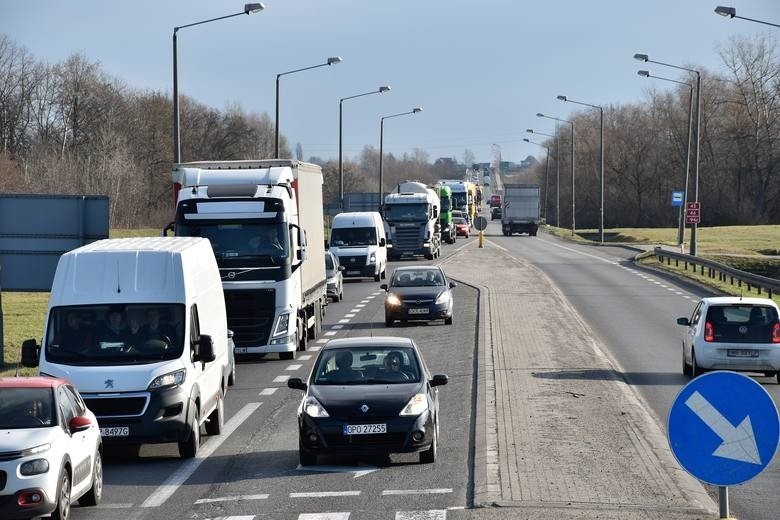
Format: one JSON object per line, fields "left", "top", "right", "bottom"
{"left": 440, "top": 197, "right": 452, "bottom": 212}
{"left": 177, "top": 222, "right": 290, "bottom": 267}
{"left": 384, "top": 203, "right": 429, "bottom": 221}
{"left": 45, "top": 304, "right": 185, "bottom": 365}
{"left": 330, "top": 227, "right": 377, "bottom": 247}
{"left": 451, "top": 192, "right": 467, "bottom": 209}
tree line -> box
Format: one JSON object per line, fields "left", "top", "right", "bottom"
{"left": 1, "top": 33, "right": 778, "bottom": 228}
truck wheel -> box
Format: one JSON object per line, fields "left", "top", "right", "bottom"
{"left": 178, "top": 407, "right": 200, "bottom": 458}
{"left": 280, "top": 351, "right": 295, "bottom": 360}
{"left": 307, "top": 307, "right": 317, "bottom": 340}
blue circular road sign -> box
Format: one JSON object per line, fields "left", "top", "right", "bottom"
{"left": 668, "top": 371, "right": 779, "bottom": 486}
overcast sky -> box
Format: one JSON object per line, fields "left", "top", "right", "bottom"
{"left": 2, "top": 0, "right": 778, "bottom": 164}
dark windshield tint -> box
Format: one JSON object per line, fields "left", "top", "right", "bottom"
{"left": 384, "top": 204, "right": 428, "bottom": 221}
{"left": 313, "top": 347, "right": 420, "bottom": 385}
{"left": 330, "top": 227, "right": 377, "bottom": 246}
{"left": 46, "top": 304, "right": 185, "bottom": 365}
{"left": 177, "top": 221, "right": 289, "bottom": 266}
{"left": 706, "top": 305, "right": 779, "bottom": 343}
{"left": 391, "top": 269, "right": 445, "bottom": 287}
{"left": 0, "top": 387, "right": 56, "bottom": 429}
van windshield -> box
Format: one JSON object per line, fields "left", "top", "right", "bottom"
{"left": 45, "top": 304, "right": 185, "bottom": 365}
{"left": 330, "top": 227, "right": 377, "bottom": 246}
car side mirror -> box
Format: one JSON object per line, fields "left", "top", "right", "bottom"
{"left": 21, "top": 339, "right": 40, "bottom": 368}
{"left": 227, "top": 329, "right": 234, "bottom": 339}
{"left": 195, "top": 334, "right": 215, "bottom": 362}
{"left": 338, "top": 265, "right": 345, "bottom": 272}
{"left": 430, "top": 374, "right": 448, "bottom": 387}
{"left": 69, "top": 415, "right": 92, "bottom": 433}
{"left": 379, "top": 237, "right": 386, "bottom": 247}
{"left": 380, "top": 284, "right": 388, "bottom": 291}
{"left": 449, "top": 281, "right": 457, "bottom": 288}
{"left": 676, "top": 317, "right": 691, "bottom": 326}
{"left": 287, "top": 378, "right": 307, "bottom": 391}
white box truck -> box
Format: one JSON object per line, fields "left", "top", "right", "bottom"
{"left": 501, "top": 184, "right": 540, "bottom": 236}
{"left": 383, "top": 181, "right": 441, "bottom": 260}
{"left": 21, "top": 237, "right": 234, "bottom": 458}
{"left": 169, "top": 160, "right": 327, "bottom": 360}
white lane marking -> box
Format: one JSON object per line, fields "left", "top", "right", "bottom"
{"left": 273, "top": 375, "right": 290, "bottom": 383}
{"left": 338, "top": 319, "right": 350, "bottom": 324}
{"left": 667, "top": 287, "right": 677, "bottom": 292}
{"left": 331, "top": 325, "right": 344, "bottom": 330}
{"left": 382, "top": 488, "right": 453, "bottom": 496}
{"left": 355, "top": 304, "right": 366, "bottom": 308}
{"left": 345, "top": 313, "right": 357, "bottom": 318}
{"left": 310, "top": 346, "right": 322, "bottom": 351}
{"left": 447, "top": 506, "right": 466, "bottom": 510}
{"left": 195, "top": 494, "right": 269, "bottom": 504}
{"left": 395, "top": 511, "right": 447, "bottom": 520}
{"left": 286, "top": 364, "right": 302, "bottom": 371}
{"left": 141, "top": 403, "right": 262, "bottom": 507}
{"left": 316, "top": 339, "right": 328, "bottom": 344}
{"left": 204, "top": 516, "right": 256, "bottom": 520}
{"left": 298, "top": 513, "right": 350, "bottom": 520}
{"left": 296, "top": 464, "right": 379, "bottom": 478}
{"left": 372, "top": 292, "right": 383, "bottom": 295}
{"left": 324, "top": 331, "right": 337, "bottom": 336}
{"left": 259, "top": 388, "right": 278, "bottom": 396}
{"left": 96, "top": 504, "right": 134, "bottom": 509}
{"left": 298, "top": 354, "right": 312, "bottom": 361}
{"left": 361, "top": 300, "right": 371, "bottom": 303}
{"left": 366, "top": 296, "right": 375, "bottom": 299}
{"left": 290, "top": 491, "right": 361, "bottom": 498}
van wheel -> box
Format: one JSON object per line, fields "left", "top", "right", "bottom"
{"left": 374, "top": 272, "right": 381, "bottom": 282}
{"left": 228, "top": 358, "right": 237, "bottom": 386}
{"left": 280, "top": 351, "right": 295, "bottom": 360}
{"left": 178, "top": 407, "right": 200, "bottom": 458}
{"left": 205, "top": 395, "right": 224, "bottom": 436}
{"left": 80, "top": 449, "right": 103, "bottom": 506}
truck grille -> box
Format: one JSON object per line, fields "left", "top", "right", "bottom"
{"left": 337, "top": 255, "right": 367, "bottom": 267}
{"left": 224, "top": 289, "right": 276, "bottom": 348}
{"left": 82, "top": 394, "right": 149, "bottom": 418}
{"left": 391, "top": 226, "right": 424, "bottom": 252}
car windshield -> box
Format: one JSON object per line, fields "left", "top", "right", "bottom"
{"left": 453, "top": 218, "right": 467, "bottom": 225}
{"left": 313, "top": 347, "right": 421, "bottom": 385}
{"left": 384, "top": 203, "right": 429, "bottom": 221}
{"left": 176, "top": 221, "right": 289, "bottom": 266}
{"left": 392, "top": 269, "right": 445, "bottom": 287}
{"left": 45, "top": 304, "right": 185, "bottom": 365}
{"left": 325, "top": 254, "right": 335, "bottom": 270}
{"left": 0, "top": 387, "right": 56, "bottom": 429}
{"left": 330, "top": 227, "right": 377, "bottom": 246}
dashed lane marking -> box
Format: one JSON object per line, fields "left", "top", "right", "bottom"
{"left": 286, "top": 364, "right": 302, "bottom": 371}
{"left": 345, "top": 313, "right": 357, "bottom": 318}
{"left": 141, "top": 403, "right": 262, "bottom": 507}
{"left": 316, "top": 339, "right": 328, "bottom": 344}
{"left": 298, "top": 514, "right": 350, "bottom": 520}
{"left": 298, "top": 355, "right": 312, "bottom": 361}
{"left": 324, "top": 331, "right": 337, "bottom": 336}
{"left": 273, "top": 375, "right": 290, "bottom": 383}
{"left": 258, "top": 388, "right": 277, "bottom": 396}
{"left": 204, "top": 516, "right": 255, "bottom": 520}
{"left": 331, "top": 325, "right": 344, "bottom": 330}
{"left": 355, "top": 304, "right": 366, "bottom": 308}
{"left": 338, "top": 319, "right": 350, "bottom": 324}
{"left": 361, "top": 300, "right": 371, "bottom": 303}
{"left": 96, "top": 504, "right": 133, "bottom": 509}
{"left": 310, "top": 346, "right": 322, "bottom": 351}
{"left": 195, "top": 494, "right": 269, "bottom": 504}
{"left": 382, "top": 488, "right": 453, "bottom": 496}
{"left": 290, "top": 491, "right": 361, "bottom": 498}
{"left": 395, "top": 511, "right": 447, "bottom": 520}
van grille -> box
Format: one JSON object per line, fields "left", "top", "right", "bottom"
{"left": 224, "top": 289, "right": 276, "bottom": 348}
{"left": 83, "top": 394, "right": 149, "bottom": 418}
{"left": 337, "top": 255, "right": 367, "bottom": 267}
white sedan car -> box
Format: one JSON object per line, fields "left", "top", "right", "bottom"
{"left": 0, "top": 377, "right": 103, "bottom": 519}
{"left": 676, "top": 297, "right": 780, "bottom": 380}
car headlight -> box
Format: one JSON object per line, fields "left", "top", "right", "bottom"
{"left": 386, "top": 293, "right": 402, "bottom": 306}
{"left": 399, "top": 393, "right": 428, "bottom": 416}
{"left": 304, "top": 396, "right": 330, "bottom": 418}
{"left": 20, "top": 458, "right": 50, "bottom": 476}
{"left": 435, "top": 291, "right": 450, "bottom": 305}
{"left": 369, "top": 252, "right": 376, "bottom": 263}
{"left": 148, "top": 369, "right": 186, "bottom": 390}
{"left": 273, "top": 312, "right": 291, "bottom": 337}
{"left": 20, "top": 443, "right": 51, "bottom": 457}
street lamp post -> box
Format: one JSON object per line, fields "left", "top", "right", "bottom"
{"left": 557, "top": 95, "right": 604, "bottom": 244}
{"left": 638, "top": 70, "right": 694, "bottom": 246}
{"left": 526, "top": 129, "right": 557, "bottom": 226}
{"left": 379, "top": 108, "right": 422, "bottom": 209}
{"left": 523, "top": 138, "right": 550, "bottom": 223}
{"left": 275, "top": 57, "right": 342, "bottom": 158}
{"left": 173, "top": 3, "right": 265, "bottom": 164}
{"left": 339, "top": 86, "right": 390, "bottom": 211}
{"left": 538, "top": 113, "right": 575, "bottom": 235}
{"left": 714, "top": 6, "right": 780, "bottom": 28}
{"left": 634, "top": 53, "right": 701, "bottom": 255}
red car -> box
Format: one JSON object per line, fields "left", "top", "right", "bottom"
{"left": 453, "top": 217, "right": 470, "bottom": 238}
{"left": 489, "top": 194, "right": 501, "bottom": 208}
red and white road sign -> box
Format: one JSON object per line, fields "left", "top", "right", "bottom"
{"left": 685, "top": 201, "right": 701, "bottom": 224}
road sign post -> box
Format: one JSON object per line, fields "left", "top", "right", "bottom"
{"left": 668, "top": 372, "right": 780, "bottom": 518}
{"left": 474, "top": 216, "right": 487, "bottom": 248}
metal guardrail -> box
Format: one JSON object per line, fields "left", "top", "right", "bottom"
{"left": 653, "top": 247, "right": 780, "bottom": 299}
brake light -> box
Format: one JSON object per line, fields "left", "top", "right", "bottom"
{"left": 772, "top": 322, "right": 780, "bottom": 344}
{"left": 704, "top": 321, "right": 715, "bottom": 342}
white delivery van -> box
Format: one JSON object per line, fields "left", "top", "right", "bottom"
{"left": 22, "top": 237, "right": 234, "bottom": 458}
{"left": 328, "top": 212, "right": 387, "bottom": 281}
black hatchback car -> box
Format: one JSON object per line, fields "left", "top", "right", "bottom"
{"left": 287, "top": 336, "right": 448, "bottom": 465}
{"left": 381, "top": 266, "right": 456, "bottom": 327}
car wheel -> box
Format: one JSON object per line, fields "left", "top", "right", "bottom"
{"left": 444, "top": 317, "right": 453, "bottom": 325}
{"left": 79, "top": 449, "right": 103, "bottom": 506}
{"left": 205, "top": 394, "right": 224, "bottom": 436}
{"left": 691, "top": 348, "right": 703, "bottom": 379}
{"left": 381, "top": 268, "right": 387, "bottom": 280}
{"left": 299, "top": 439, "right": 317, "bottom": 466}
{"left": 339, "top": 285, "right": 344, "bottom": 301}
{"left": 280, "top": 350, "right": 295, "bottom": 360}
{"left": 178, "top": 406, "right": 200, "bottom": 458}
{"left": 51, "top": 467, "right": 72, "bottom": 520}
{"left": 228, "top": 356, "right": 237, "bottom": 386}
{"left": 682, "top": 345, "right": 692, "bottom": 377}
{"left": 419, "top": 422, "right": 437, "bottom": 464}
{"left": 385, "top": 317, "right": 394, "bottom": 327}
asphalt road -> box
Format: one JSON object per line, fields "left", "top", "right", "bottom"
{"left": 67, "top": 238, "right": 478, "bottom": 520}
{"left": 487, "top": 221, "right": 779, "bottom": 520}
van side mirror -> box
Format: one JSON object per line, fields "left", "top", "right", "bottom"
{"left": 338, "top": 265, "right": 345, "bottom": 272}
{"left": 21, "top": 339, "right": 40, "bottom": 368}
{"left": 162, "top": 221, "right": 174, "bottom": 237}
{"left": 380, "top": 284, "right": 388, "bottom": 291}
{"left": 195, "top": 334, "right": 215, "bottom": 362}
{"left": 379, "top": 237, "right": 386, "bottom": 247}
{"left": 287, "top": 378, "right": 307, "bottom": 391}
{"left": 430, "top": 374, "right": 448, "bottom": 387}
{"left": 676, "top": 317, "right": 690, "bottom": 326}
{"left": 449, "top": 281, "right": 457, "bottom": 288}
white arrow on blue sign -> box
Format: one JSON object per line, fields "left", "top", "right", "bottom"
{"left": 668, "top": 371, "right": 779, "bottom": 486}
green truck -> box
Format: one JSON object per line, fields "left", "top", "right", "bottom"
{"left": 437, "top": 185, "right": 455, "bottom": 244}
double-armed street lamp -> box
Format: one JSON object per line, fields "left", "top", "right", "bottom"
{"left": 557, "top": 95, "right": 605, "bottom": 244}
{"left": 339, "top": 86, "right": 391, "bottom": 211}
{"left": 638, "top": 70, "right": 694, "bottom": 247}
{"left": 537, "top": 113, "right": 575, "bottom": 235}
{"left": 275, "top": 57, "right": 342, "bottom": 158}
{"left": 523, "top": 137, "right": 551, "bottom": 225}
{"left": 714, "top": 6, "right": 780, "bottom": 28}
{"left": 526, "top": 129, "right": 559, "bottom": 227}
{"left": 173, "top": 3, "right": 265, "bottom": 164}
{"left": 634, "top": 53, "right": 701, "bottom": 255}
{"left": 379, "top": 108, "right": 422, "bottom": 208}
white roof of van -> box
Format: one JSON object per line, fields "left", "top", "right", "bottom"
{"left": 73, "top": 237, "right": 205, "bottom": 254}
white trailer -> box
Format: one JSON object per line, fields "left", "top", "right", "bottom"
{"left": 170, "top": 160, "right": 327, "bottom": 360}
{"left": 502, "top": 184, "right": 540, "bottom": 236}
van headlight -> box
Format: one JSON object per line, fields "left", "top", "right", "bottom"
{"left": 20, "top": 458, "right": 50, "bottom": 476}
{"left": 304, "top": 396, "right": 330, "bottom": 418}
{"left": 435, "top": 291, "right": 450, "bottom": 305}
{"left": 273, "top": 313, "right": 291, "bottom": 337}
{"left": 399, "top": 393, "right": 428, "bottom": 416}
{"left": 148, "top": 369, "right": 186, "bottom": 390}
{"left": 369, "top": 252, "right": 376, "bottom": 264}
{"left": 386, "top": 293, "right": 402, "bottom": 306}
